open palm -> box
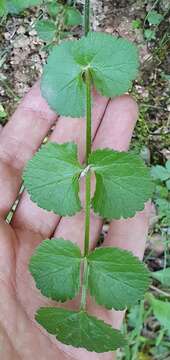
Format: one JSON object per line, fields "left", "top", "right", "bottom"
{"left": 0, "top": 83, "right": 150, "bottom": 360}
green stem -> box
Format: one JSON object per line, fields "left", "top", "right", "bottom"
{"left": 85, "top": 69, "right": 92, "bottom": 165}
{"left": 84, "top": 0, "right": 90, "bottom": 36}
{"left": 84, "top": 69, "right": 92, "bottom": 256}
{"left": 84, "top": 172, "right": 91, "bottom": 257}
{"left": 80, "top": 258, "right": 89, "bottom": 310}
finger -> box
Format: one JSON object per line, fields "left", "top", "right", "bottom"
{"left": 0, "top": 82, "right": 58, "bottom": 218}
{"left": 54, "top": 95, "right": 138, "bottom": 251}
{"left": 12, "top": 92, "right": 109, "bottom": 237}
{"left": 105, "top": 201, "right": 151, "bottom": 330}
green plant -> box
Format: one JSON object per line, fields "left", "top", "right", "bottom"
{"left": 144, "top": 9, "right": 163, "bottom": 41}
{"left": 151, "top": 160, "right": 170, "bottom": 227}
{"left": 35, "top": 0, "right": 82, "bottom": 48}
{"left": 0, "top": 0, "right": 43, "bottom": 16}
{"left": 23, "top": 0, "right": 153, "bottom": 353}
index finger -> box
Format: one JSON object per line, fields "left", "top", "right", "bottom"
{"left": 0, "top": 82, "right": 58, "bottom": 218}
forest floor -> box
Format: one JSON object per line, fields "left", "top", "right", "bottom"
{"left": 0, "top": 0, "right": 170, "bottom": 359}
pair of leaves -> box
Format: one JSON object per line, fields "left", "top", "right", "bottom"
{"left": 35, "top": 7, "right": 82, "bottom": 43}
{"left": 23, "top": 142, "right": 153, "bottom": 219}
{"left": 30, "top": 238, "right": 150, "bottom": 310}
{"left": 36, "top": 307, "right": 125, "bottom": 352}
{"left": 47, "top": 1, "right": 82, "bottom": 26}
{"left": 41, "top": 31, "right": 139, "bottom": 117}
{"left": 0, "top": 0, "right": 42, "bottom": 16}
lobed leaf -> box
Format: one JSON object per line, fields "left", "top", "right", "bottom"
{"left": 89, "top": 149, "right": 154, "bottom": 219}
{"left": 41, "top": 31, "right": 139, "bottom": 117}
{"left": 87, "top": 247, "right": 150, "bottom": 310}
{"left": 23, "top": 142, "right": 83, "bottom": 216}
{"left": 36, "top": 307, "right": 125, "bottom": 352}
{"left": 29, "top": 238, "right": 82, "bottom": 301}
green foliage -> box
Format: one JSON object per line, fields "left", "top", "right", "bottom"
{"left": 148, "top": 294, "right": 170, "bottom": 333}
{"left": 1, "top": 0, "right": 42, "bottom": 15}
{"left": 151, "top": 161, "right": 170, "bottom": 182}
{"left": 36, "top": 307, "right": 125, "bottom": 352}
{"left": 144, "top": 29, "right": 156, "bottom": 41}
{"left": 0, "top": 103, "right": 7, "bottom": 123}
{"left": 132, "top": 19, "right": 142, "bottom": 29}
{"left": 151, "top": 160, "right": 170, "bottom": 227}
{"left": 89, "top": 149, "right": 153, "bottom": 219}
{"left": 41, "top": 31, "right": 139, "bottom": 117}
{"left": 23, "top": 142, "right": 83, "bottom": 216}
{"left": 87, "top": 247, "right": 150, "bottom": 310}
{"left": 35, "top": 2, "right": 82, "bottom": 49}
{"left": 151, "top": 268, "right": 170, "bottom": 287}
{"left": 35, "top": 19, "right": 56, "bottom": 42}
{"left": 29, "top": 238, "right": 82, "bottom": 301}
{"left": 47, "top": 2, "right": 63, "bottom": 17}
{"left": 147, "top": 10, "right": 163, "bottom": 26}
{"left": 0, "top": 0, "right": 6, "bottom": 16}
{"left": 64, "top": 6, "right": 82, "bottom": 27}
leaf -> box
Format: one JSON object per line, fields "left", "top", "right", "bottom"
{"left": 148, "top": 294, "right": 170, "bottom": 332}
{"left": 36, "top": 307, "right": 125, "bottom": 352}
{"left": 89, "top": 149, "right": 153, "bottom": 219}
{"left": 0, "top": 0, "right": 7, "bottom": 17}
{"left": 166, "top": 179, "right": 170, "bottom": 190}
{"left": 35, "top": 20, "right": 56, "bottom": 42}
{"left": 151, "top": 165, "right": 170, "bottom": 181}
{"left": 144, "top": 29, "right": 156, "bottom": 41}
{"left": 23, "top": 142, "right": 83, "bottom": 216}
{"left": 151, "top": 268, "right": 170, "bottom": 287}
{"left": 41, "top": 31, "right": 139, "bottom": 117}
{"left": 156, "top": 199, "right": 170, "bottom": 225}
{"left": 87, "top": 247, "right": 150, "bottom": 310}
{"left": 29, "top": 238, "right": 81, "bottom": 301}
{"left": 47, "top": 2, "right": 63, "bottom": 17}
{"left": 41, "top": 40, "right": 86, "bottom": 117}
{"left": 64, "top": 7, "right": 82, "bottom": 27}
{"left": 6, "top": 0, "right": 43, "bottom": 14}
{"left": 166, "top": 160, "right": 170, "bottom": 173}
{"left": 147, "top": 10, "right": 163, "bottom": 26}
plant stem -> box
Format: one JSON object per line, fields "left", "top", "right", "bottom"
{"left": 85, "top": 69, "right": 92, "bottom": 165}
{"left": 80, "top": 0, "right": 91, "bottom": 310}
{"left": 84, "top": 0, "right": 90, "bottom": 36}
{"left": 84, "top": 69, "right": 92, "bottom": 257}
{"left": 80, "top": 258, "right": 89, "bottom": 310}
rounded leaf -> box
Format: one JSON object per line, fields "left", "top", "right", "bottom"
{"left": 29, "top": 238, "right": 82, "bottom": 301}
{"left": 88, "top": 247, "right": 150, "bottom": 310}
{"left": 23, "top": 142, "right": 83, "bottom": 216}
{"left": 36, "top": 307, "right": 125, "bottom": 352}
{"left": 89, "top": 149, "right": 154, "bottom": 219}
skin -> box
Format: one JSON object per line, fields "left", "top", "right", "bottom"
{"left": 0, "top": 82, "right": 151, "bottom": 360}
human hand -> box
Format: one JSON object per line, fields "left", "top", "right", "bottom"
{"left": 0, "top": 83, "right": 151, "bottom": 360}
